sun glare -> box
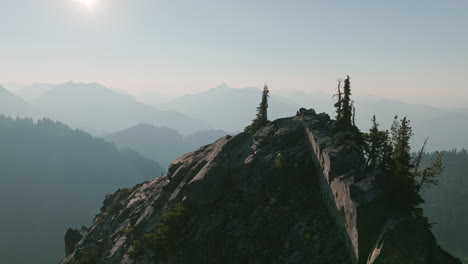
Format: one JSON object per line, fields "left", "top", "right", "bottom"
{"left": 77, "top": 0, "right": 95, "bottom": 8}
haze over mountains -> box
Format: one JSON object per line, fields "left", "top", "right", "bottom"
{"left": 0, "top": 84, "right": 31, "bottom": 117}
{"left": 15, "top": 83, "right": 56, "bottom": 101}
{"left": 104, "top": 124, "right": 228, "bottom": 169}
{"left": 273, "top": 90, "right": 468, "bottom": 151}
{"left": 421, "top": 150, "right": 468, "bottom": 260}
{"left": 0, "top": 116, "right": 162, "bottom": 264}
{"left": 2, "top": 81, "right": 467, "bottom": 151}
{"left": 154, "top": 84, "right": 468, "bottom": 151}
{"left": 1, "top": 81, "right": 467, "bottom": 263}
{"left": 155, "top": 83, "right": 299, "bottom": 132}
{"left": 31, "top": 82, "right": 210, "bottom": 135}
{"left": 2, "top": 82, "right": 210, "bottom": 135}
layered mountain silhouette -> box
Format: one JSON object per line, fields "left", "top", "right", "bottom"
{"left": 15, "top": 83, "right": 56, "bottom": 101}
{"left": 28, "top": 82, "right": 210, "bottom": 135}
{"left": 103, "top": 124, "right": 228, "bottom": 168}
{"left": 0, "top": 84, "right": 31, "bottom": 117}
{"left": 3, "top": 82, "right": 467, "bottom": 150}
{"left": 0, "top": 116, "right": 162, "bottom": 264}
{"left": 156, "top": 83, "right": 299, "bottom": 132}
{"left": 156, "top": 84, "right": 468, "bottom": 151}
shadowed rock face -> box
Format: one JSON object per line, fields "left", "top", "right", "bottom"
{"left": 61, "top": 110, "right": 460, "bottom": 264}
{"left": 65, "top": 229, "right": 83, "bottom": 257}
{"left": 367, "top": 219, "right": 461, "bottom": 264}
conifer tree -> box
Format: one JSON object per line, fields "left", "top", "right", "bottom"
{"left": 341, "top": 75, "right": 352, "bottom": 127}
{"left": 379, "top": 130, "right": 394, "bottom": 175}
{"left": 364, "top": 116, "right": 393, "bottom": 172}
{"left": 334, "top": 79, "right": 343, "bottom": 120}
{"left": 389, "top": 116, "right": 425, "bottom": 217}
{"left": 335, "top": 76, "right": 353, "bottom": 130}
{"left": 365, "top": 115, "right": 384, "bottom": 168}
{"left": 333, "top": 76, "right": 365, "bottom": 147}
{"left": 244, "top": 84, "right": 269, "bottom": 134}
{"left": 364, "top": 115, "right": 443, "bottom": 223}
{"left": 257, "top": 84, "right": 269, "bottom": 125}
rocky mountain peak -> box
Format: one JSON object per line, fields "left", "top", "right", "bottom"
{"left": 61, "top": 109, "right": 460, "bottom": 264}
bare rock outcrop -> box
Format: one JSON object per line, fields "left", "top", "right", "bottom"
{"left": 61, "top": 109, "right": 460, "bottom": 264}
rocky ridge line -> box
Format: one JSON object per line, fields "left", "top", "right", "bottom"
{"left": 62, "top": 109, "right": 460, "bottom": 264}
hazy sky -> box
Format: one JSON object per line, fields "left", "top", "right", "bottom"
{"left": 1, "top": 0, "right": 467, "bottom": 107}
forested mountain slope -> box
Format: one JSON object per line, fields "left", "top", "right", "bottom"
{"left": 0, "top": 116, "right": 162, "bottom": 264}
{"left": 422, "top": 150, "right": 468, "bottom": 263}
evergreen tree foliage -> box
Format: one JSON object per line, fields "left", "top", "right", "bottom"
{"left": 244, "top": 84, "right": 269, "bottom": 134}
{"left": 333, "top": 79, "right": 343, "bottom": 120}
{"left": 334, "top": 76, "right": 356, "bottom": 132}
{"left": 379, "top": 130, "right": 394, "bottom": 176}
{"left": 332, "top": 76, "right": 364, "bottom": 148}
{"left": 364, "top": 116, "right": 387, "bottom": 169}
{"left": 364, "top": 115, "right": 443, "bottom": 222}
{"left": 341, "top": 75, "right": 352, "bottom": 128}
{"left": 0, "top": 115, "right": 162, "bottom": 264}
{"left": 388, "top": 116, "right": 425, "bottom": 216}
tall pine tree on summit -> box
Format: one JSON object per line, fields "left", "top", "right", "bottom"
{"left": 245, "top": 84, "right": 269, "bottom": 134}
{"left": 334, "top": 75, "right": 354, "bottom": 131}
{"left": 257, "top": 84, "right": 269, "bottom": 125}
{"left": 341, "top": 75, "right": 352, "bottom": 128}
{"left": 333, "top": 79, "right": 343, "bottom": 120}
{"left": 333, "top": 75, "right": 364, "bottom": 147}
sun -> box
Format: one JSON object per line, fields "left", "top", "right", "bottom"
{"left": 77, "top": 0, "right": 95, "bottom": 8}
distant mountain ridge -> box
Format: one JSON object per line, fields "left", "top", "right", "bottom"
{"left": 156, "top": 84, "right": 468, "bottom": 151}
{"left": 103, "top": 124, "right": 228, "bottom": 168}
{"left": 28, "top": 82, "right": 210, "bottom": 135}
{"left": 15, "top": 83, "right": 56, "bottom": 101}
{"left": 3, "top": 81, "right": 467, "bottom": 151}
{"left": 16, "top": 82, "right": 135, "bottom": 102}
{"left": 156, "top": 83, "right": 299, "bottom": 132}
{"left": 0, "top": 84, "right": 31, "bottom": 117}
{"left": 0, "top": 116, "right": 162, "bottom": 264}
{"left": 1, "top": 82, "right": 211, "bottom": 135}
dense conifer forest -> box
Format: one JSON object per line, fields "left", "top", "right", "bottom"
{"left": 0, "top": 116, "right": 162, "bottom": 264}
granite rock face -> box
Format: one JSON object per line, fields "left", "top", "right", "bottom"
{"left": 61, "top": 110, "right": 460, "bottom": 264}
{"left": 300, "top": 110, "right": 387, "bottom": 263}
